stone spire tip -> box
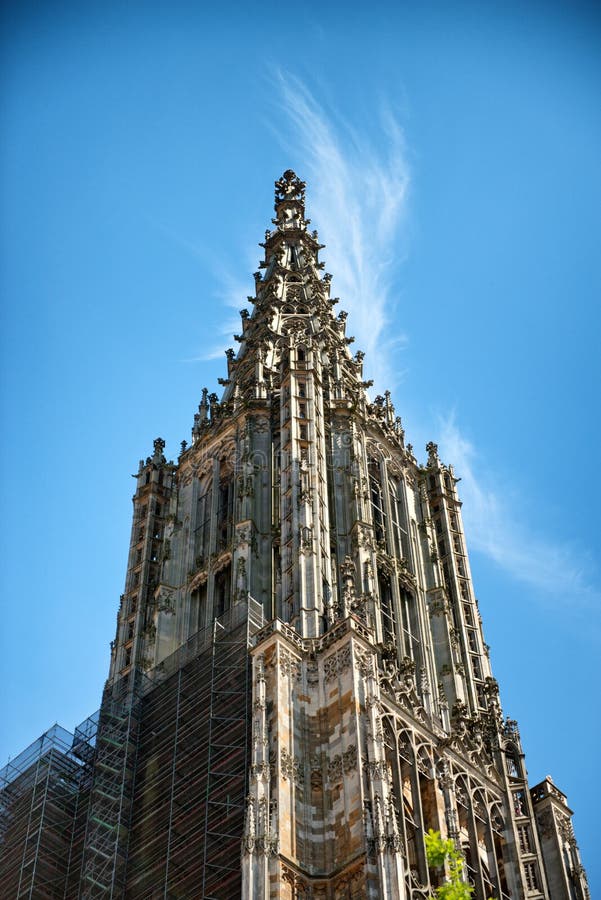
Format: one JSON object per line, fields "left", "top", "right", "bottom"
{"left": 274, "top": 170, "right": 306, "bottom": 209}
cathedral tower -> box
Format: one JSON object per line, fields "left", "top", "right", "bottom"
{"left": 0, "top": 172, "right": 589, "bottom": 900}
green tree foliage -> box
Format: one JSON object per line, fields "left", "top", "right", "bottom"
{"left": 425, "top": 829, "right": 474, "bottom": 900}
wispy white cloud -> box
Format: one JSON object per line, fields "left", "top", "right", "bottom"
{"left": 438, "top": 413, "right": 600, "bottom": 618}
{"left": 198, "top": 269, "right": 253, "bottom": 362}
{"left": 274, "top": 71, "right": 410, "bottom": 391}
{"left": 149, "top": 219, "right": 255, "bottom": 363}
{"left": 157, "top": 76, "right": 599, "bottom": 626}
{"left": 272, "top": 76, "right": 601, "bottom": 624}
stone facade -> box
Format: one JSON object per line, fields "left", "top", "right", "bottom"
{"left": 103, "top": 171, "right": 589, "bottom": 898}
{"left": 1, "top": 172, "right": 589, "bottom": 899}
{"left": 104, "top": 171, "right": 588, "bottom": 899}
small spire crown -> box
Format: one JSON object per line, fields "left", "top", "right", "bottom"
{"left": 190, "top": 170, "right": 376, "bottom": 439}
{"left": 273, "top": 170, "right": 307, "bottom": 229}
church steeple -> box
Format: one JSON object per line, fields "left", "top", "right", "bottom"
{"left": 99, "top": 173, "right": 588, "bottom": 900}
{"left": 3, "top": 170, "right": 586, "bottom": 900}
{"left": 216, "top": 171, "right": 371, "bottom": 421}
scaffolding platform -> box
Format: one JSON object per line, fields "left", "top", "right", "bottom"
{"left": 0, "top": 722, "right": 97, "bottom": 899}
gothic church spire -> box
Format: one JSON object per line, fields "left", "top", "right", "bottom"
{"left": 208, "top": 170, "right": 372, "bottom": 423}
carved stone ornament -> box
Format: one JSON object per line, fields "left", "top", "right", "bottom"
{"left": 491, "top": 806, "right": 505, "bottom": 833}
{"left": 306, "top": 657, "right": 319, "bottom": 685}
{"left": 428, "top": 587, "right": 449, "bottom": 617}
{"left": 557, "top": 814, "right": 574, "bottom": 842}
{"left": 252, "top": 415, "right": 270, "bottom": 434}
{"left": 343, "top": 744, "right": 358, "bottom": 773}
{"left": 455, "top": 781, "right": 468, "bottom": 808}
{"left": 250, "top": 762, "right": 270, "bottom": 781}
{"left": 416, "top": 746, "right": 433, "bottom": 778}
{"left": 364, "top": 758, "right": 387, "bottom": 781}
{"left": 436, "top": 759, "right": 453, "bottom": 790}
{"left": 279, "top": 648, "right": 302, "bottom": 681}
{"left": 280, "top": 747, "right": 304, "bottom": 787}
{"left": 274, "top": 170, "right": 306, "bottom": 205}
{"left": 323, "top": 645, "right": 352, "bottom": 683}
{"left": 426, "top": 441, "right": 439, "bottom": 467}
{"left": 327, "top": 754, "right": 343, "bottom": 782}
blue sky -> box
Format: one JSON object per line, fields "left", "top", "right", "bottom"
{"left": 1, "top": 0, "right": 600, "bottom": 890}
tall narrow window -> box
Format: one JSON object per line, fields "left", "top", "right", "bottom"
{"left": 388, "top": 478, "right": 409, "bottom": 559}
{"left": 214, "top": 566, "right": 231, "bottom": 617}
{"left": 190, "top": 584, "right": 207, "bottom": 634}
{"left": 524, "top": 862, "right": 539, "bottom": 892}
{"left": 217, "top": 476, "right": 233, "bottom": 551}
{"left": 272, "top": 448, "right": 281, "bottom": 530}
{"left": 518, "top": 825, "right": 532, "bottom": 854}
{"left": 400, "top": 590, "right": 422, "bottom": 667}
{"left": 379, "top": 575, "right": 396, "bottom": 647}
{"left": 195, "top": 483, "right": 212, "bottom": 565}
{"left": 369, "top": 460, "right": 386, "bottom": 543}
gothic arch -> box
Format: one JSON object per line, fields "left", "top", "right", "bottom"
{"left": 504, "top": 741, "right": 522, "bottom": 779}
{"left": 365, "top": 439, "right": 389, "bottom": 462}
{"left": 217, "top": 439, "right": 237, "bottom": 475}
{"left": 415, "top": 743, "right": 434, "bottom": 779}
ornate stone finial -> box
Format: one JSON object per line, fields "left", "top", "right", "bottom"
{"left": 153, "top": 437, "right": 166, "bottom": 462}
{"left": 198, "top": 388, "right": 209, "bottom": 423}
{"left": 274, "top": 170, "right": 306, "bottom": 207}
{"left": 426, "top": 441, "right": 439, "bottom": 467}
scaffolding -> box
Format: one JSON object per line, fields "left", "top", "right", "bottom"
{"left": 202, "top": 600, "right": 264, "bottom": 898}
{"left": 66, "top": 714, "right": 98, "bottom": 899}
{"left": 0, "top": 598, "right": 263, "bottom": 898}
{"left": 79, "top": 677, "right": 146, "bottom": 898}
{"left": 0, "top": 723, "right": 95, "bottom": 899}
{"left": 125, "top": 596, "right": 264, "bottom": 898}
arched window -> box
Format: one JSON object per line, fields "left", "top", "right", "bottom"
{"left": 189, "top": 583, "right": 207, "bottom": 634}
{"left": 505, "top": 744, "right": 522, "bottom": 779}
{"left": 214, "top": 565, "right": 232, "bottom": 618}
